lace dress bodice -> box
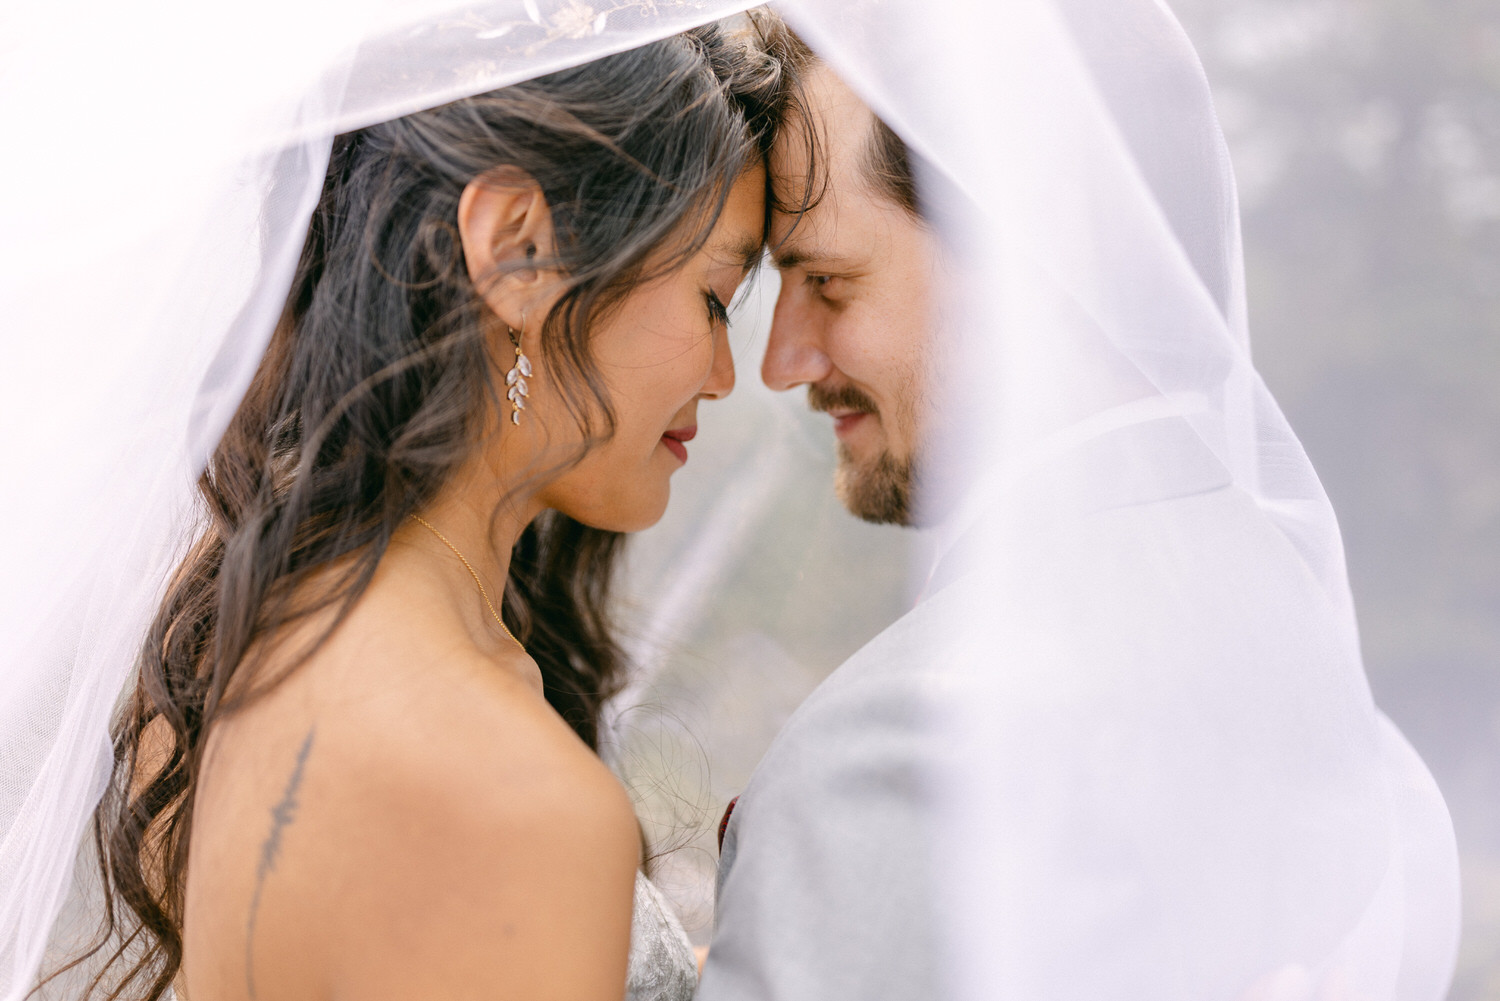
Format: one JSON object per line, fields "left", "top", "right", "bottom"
{"left": 626, "top": 871, "right": 698, "bottom": 1001}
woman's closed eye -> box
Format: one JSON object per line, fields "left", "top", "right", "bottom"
{"left": 706, "top": 290, "right": 731, "bottom": 328}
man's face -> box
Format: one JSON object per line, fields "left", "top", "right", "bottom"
{"left": 764, "top": 64, "right": 939, "bottom": 526}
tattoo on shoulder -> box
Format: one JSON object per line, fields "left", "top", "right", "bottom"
{"left": 244, "top": 728, "right": 316, "bottom": 1000}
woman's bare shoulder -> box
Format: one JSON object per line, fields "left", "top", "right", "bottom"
{"left": 314, "top": 629, "right": 639, "bottom": 872}
{"left": 333, "top": 640, "right": 633, "bottom": 832}
{"left": 208, "top": 635, "right": 640, "bottom": 1001}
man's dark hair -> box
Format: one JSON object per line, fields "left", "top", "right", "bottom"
{"left": 767, "top": 22, "right": 923, "bottom": 220}
{"left": 865, "top": 116, "right": 920, "bottom": 218}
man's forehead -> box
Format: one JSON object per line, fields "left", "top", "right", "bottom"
{"left": 769, "top": 210, "right": 875, "bottom": 271}
{"left": 770, "top": 63, "right": 873, "bottom": 200}
{"left": 800, "top": 63, "right": 872, "bottom": 149}
{"left": 769, "top": 167, "right": 902, "bottom": 272}
{"left": 769, "top": 196, "right": 836, "bottom": 265}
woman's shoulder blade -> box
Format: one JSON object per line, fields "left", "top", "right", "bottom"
{"left": 297, "top": 623, "right": 637, "bottom": 856}
{"left": 309, "top": 645, "right": 640, "bottom": 999}
{"left": 189, "top": 621, "right": 639, "bottom": 1001}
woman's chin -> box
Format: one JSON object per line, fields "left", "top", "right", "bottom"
{"left": 562, "top": 486, "right": 671, "bottom": 535}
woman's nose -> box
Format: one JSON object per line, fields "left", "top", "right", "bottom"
{"left": 699, "top": 323, "right": 736, "bottom": 400}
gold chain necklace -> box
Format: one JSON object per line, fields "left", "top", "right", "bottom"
{"left": 411, "top": 515, "right": 524, "bottom": 653}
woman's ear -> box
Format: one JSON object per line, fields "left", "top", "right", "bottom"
{"left": 457, "top": 167, "right": 557, "bottom": 325}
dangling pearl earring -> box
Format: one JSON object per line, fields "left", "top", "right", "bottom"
{"left": 505, "top": 315, "right": 534, "bottom": 426}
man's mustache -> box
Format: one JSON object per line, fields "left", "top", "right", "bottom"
{"left": 807, "top": 383, "right": 879, "bottom": 416}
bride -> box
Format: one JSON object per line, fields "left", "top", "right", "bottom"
{"left": 59, "top": 18, "right": 792, "bottom": 1001}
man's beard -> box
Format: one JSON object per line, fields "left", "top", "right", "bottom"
{"left": 834, "top": 443, "right": 916, "bottom": 526}
{"left": 808, "top": 383, "right": 920, "bottom": 527}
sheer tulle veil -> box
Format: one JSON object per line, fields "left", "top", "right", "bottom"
{"left": 0, "top": 0, "right": 1459, "bottom": 998}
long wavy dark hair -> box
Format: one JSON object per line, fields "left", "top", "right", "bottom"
{"left": 64, "top": 15, "right": 801, "bottom": 1001}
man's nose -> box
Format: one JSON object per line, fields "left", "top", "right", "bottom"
{"left": 762, "top": 282, "right": 833, "bottom": 392}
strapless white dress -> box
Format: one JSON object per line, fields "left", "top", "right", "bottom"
{"left": 626, "top": 871, "right": 699, "bottom": 1001}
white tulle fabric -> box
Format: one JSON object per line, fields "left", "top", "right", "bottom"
{"left": 781, "top": 0, "right": 1460, "bottom": 997}
{"left": 0, "top": 0, "right": 1458, "bottom": 999}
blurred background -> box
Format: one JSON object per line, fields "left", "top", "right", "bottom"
{"left": 610, "top": 0, "right": 1500, "bottom": 995}
{"left": 1171, "top": 1, "right": 1500, "bottom": 995}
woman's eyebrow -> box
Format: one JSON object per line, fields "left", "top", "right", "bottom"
{"left": 712, "top": 235, "right": 766, "bottom": 274}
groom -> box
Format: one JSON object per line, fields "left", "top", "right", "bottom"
{"left": 694, "top": 40, "right": 955, "bottom": 1001}
{"left": 699, "top": 8, "right": 1463, "bottom": 1000}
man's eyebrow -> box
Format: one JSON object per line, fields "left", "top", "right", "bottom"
{"left": 769, "top": 244, "right": 841, "bottom": 270}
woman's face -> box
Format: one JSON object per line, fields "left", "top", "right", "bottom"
{"left": 525, "top": 167, "right": 766, "bottom": 532}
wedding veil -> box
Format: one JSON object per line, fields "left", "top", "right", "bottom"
{"left": 0, "top": 0, "right": 1459, "bottom": 998}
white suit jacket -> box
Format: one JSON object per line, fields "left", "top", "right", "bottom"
{"left": 696, "top": 417, "right": 1458, "bottom": 1001}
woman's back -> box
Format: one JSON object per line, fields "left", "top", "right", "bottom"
{"left": 179, "top": 549, "right": 641, "bottom": 1001}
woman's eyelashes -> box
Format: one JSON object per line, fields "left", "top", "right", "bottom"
{"left": 706, "top": 290, "right": 731, "bottom": 328}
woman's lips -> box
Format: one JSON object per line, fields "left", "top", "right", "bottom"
{"left": 660, "top": 425, "right": 696, "bottom": 464}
